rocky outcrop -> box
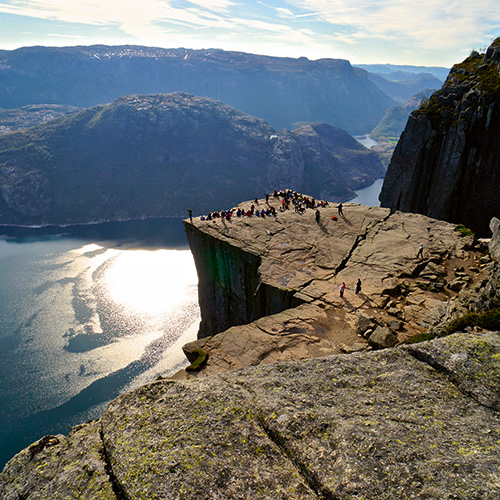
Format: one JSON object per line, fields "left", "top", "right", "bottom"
{"left": 2, "top": 201, "right": 500, "bottom": 497}
{"left": 2, "top": 331, "right": 500, "bottom": 499}
{"left": 0, "top": 93, "right": 384, "bottom": 225}
{"left": 380, "top": 38, "right": 500, "bottom": 237}
{"left": 0, "top": 45, "right": 395, "bottom": 134}
{"left": 182, "top": 197, "right": 492, "bottom": 377}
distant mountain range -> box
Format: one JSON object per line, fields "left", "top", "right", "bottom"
{"left": 0, "top": 45, "right": 397, "bottom": 135}
{"left": 0, "top": 93, "right": 385, "bottom": 225}
{"left": 354, "top": 63, "right": 449, "bottom": 82}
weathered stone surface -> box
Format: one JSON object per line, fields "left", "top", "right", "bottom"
{"left": 184, "top": 200, "right": 490, "bottom": 376}
{"left": 367, "top": 326, "right": 398, "bottom": 349}
{"left": 0, "top": 421, "right": 114, "bottom": 499}
{"left": 490, "top": 217, "right": 500, "bottom": 262}
{"left": 176, "top": 303, "right": 356, "bottom": 379}
{"left": 4, "top": 333, "right": 499, "bottom": 499}
{"left": 406, "top": 332, "right": 500, "bottom": 411}
{"left": 355, "top": 313, "right": 376, "bottom": 335}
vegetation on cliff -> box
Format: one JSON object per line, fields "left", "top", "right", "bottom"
{"left": 380, "top": 38, "right": 500, "bottom": 237}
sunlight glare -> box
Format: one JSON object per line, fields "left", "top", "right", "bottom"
{"left": 104, "top": 249, "right": 198, "bottom": 315}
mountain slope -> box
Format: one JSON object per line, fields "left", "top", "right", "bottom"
{"left": 0, "top": 93, "right": 384, "bottom": 225}
{"left": 0, "top": 104, "right": 79, "bottom": 135}
{"left": 370, "top": 89, "right": 435, "bottom": 141}
{"left": 0, "top": 45, "right": 395, "bottom": 134}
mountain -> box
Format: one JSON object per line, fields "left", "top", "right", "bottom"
{"left": 0, "top": 104, "right": 79, "bottom": 135}
{"left": 0, "top": 93, "right": 385, "bottom": 225}
{"left": 363, "top": 71, "right": 442, "bottom": 102}
{"left": 370, "top": 89, "right": 435, "bottom": 141}
{"left": 354, "top": 63, "right": 450, "bottom": 82}
{"left": 379, "top": 38, "right": 500, "bottom": 237}
{"left": 0, "top": 45, "right": 396, "bottom": 135}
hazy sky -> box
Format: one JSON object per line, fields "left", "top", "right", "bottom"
{"left": 0, "top": 0, "right": 499, "bottom": 66}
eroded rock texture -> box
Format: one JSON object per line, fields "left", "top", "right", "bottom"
{"left": 183, "top": 198, "right": 492, "bottom": 376}
{"left": 2, "top": 332, "right": 500, "bottom": 499}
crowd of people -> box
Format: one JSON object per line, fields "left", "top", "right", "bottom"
{"left": 195, "top": 189, "right": 331, "bottom": 222}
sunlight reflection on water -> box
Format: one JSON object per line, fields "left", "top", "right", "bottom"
{"left": 0, "top": 230, "right": 200, "bottom": 468}
{"left": 104, "top": 249, "right": 198, "bottom": 315}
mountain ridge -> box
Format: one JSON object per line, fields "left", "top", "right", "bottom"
{"left": 0, "top": 44, "right": 396, "bottom": 134}
{"left": 0, "top": 92, "right": 385, "bottom": 225}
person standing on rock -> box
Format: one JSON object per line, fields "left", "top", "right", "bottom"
{"left": 417, "top": 244, "right": 424, "bottom": 259}
{"left": 355, "top": 279, "right": 362, "bottom": 295}
{"left": 315, "top": 209, "right": 320, "bottom": 223}
{"left": 338, "top": 203, "right": 343, "bottom": 216}
{"left": 187, "top": 208, "right": 193, "bottom": 222}
{"left": 339, "top": 282, "right": 346, "bottom": 298}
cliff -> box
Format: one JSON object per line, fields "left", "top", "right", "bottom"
{"left": 181, "top": 197, "right": 495, "bottom": 375}
{"left": 0, "top": 45, "right": 395, "bottom": 134}
{"left": 1, "top": 202, "right": 500, "bottom": 498}
{"left": 0, "top": 93, "right": 384, "bottom": 225}
{"left": 379, "top": 38, "right": 500, "bottom": 237}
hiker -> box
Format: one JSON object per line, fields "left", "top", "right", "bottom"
{"left": 355, "top": 279, "right": 362, "bottom": 295}
{"left": 339, "top": 282, "right": 346, "bottom": 298}
{"left": 417, "top": 244, "right": 424, "bottom": 259}
{"left": 338, "top": 203, "right": 343, "bottom": 216}
{"left": 187, "top": 208, "right": 193, "bottom": 222}
{"left": 315, "top": 209, "right": 320, "bottom": 223}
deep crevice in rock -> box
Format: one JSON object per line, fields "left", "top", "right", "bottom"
{"left": 334, "top": 213, "right": 392, "bottom": 276}
{"left": 406, "top": 347, "right": 499, "bottom": 412}
{"left": 256, "top": 413, "right": 340, "bottom": 500}
{"left": 98, "top": 427, "right": 128, "bottom": 500}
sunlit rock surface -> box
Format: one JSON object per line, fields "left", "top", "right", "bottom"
{"left": 182, "top": 198, "right": 491, "bottom": 377}
{"left": 2, "top": 332, "right": 500, "bottom": 499}
{"left": 2, "top": 201, "right": 500, "bottom": 498}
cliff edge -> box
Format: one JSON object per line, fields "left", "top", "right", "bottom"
{"left": 1, "top": 200, "right": 500, "bottom": 498}
{"left": 182, "top": 195, "right": 494, "bottom": 377}
{"left": 1, "top": 331, "right": 499, "bottom": 499}
{"left": 380, "top": 38, "right": 500, "bottom": 237}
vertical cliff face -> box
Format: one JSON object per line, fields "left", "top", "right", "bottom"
{"left": 185, "top": 222, "right": 303, "bottom": 338}
{"left": 380, "top": 38, "right": 500, "bottom": 236}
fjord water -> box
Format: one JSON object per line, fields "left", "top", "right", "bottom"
{"left": 0, "top": 219, "right": 200, "bottom": 469}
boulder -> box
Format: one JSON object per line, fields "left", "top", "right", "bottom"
{"left": 490, "top": 217, "right": 500, "bottom": 262}
{"left": 367, "top": 326, "right": 398, "bottom": 349}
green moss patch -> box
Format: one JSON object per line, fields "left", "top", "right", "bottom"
{"left": 440, "top": 309, "right": 500, "bottom": 336}
{"left": 186, "top": 348, "right": 209, "bottom": 372}
{"left": 455, "top": 224, "right": 474, "bottom": 238}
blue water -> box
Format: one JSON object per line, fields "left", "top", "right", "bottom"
{"left": 351, "top": 178, "right": 384, "bottom": 206}
{"left": 0, "top": 219, "right": 200, "bottom": 469}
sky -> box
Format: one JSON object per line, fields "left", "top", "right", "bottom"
{"left": 0, "top": 0, "right": 499, "bottom": 67}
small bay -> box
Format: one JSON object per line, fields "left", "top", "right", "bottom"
{"left": 0, "top": 218, "right": 200, "bottom": 469}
